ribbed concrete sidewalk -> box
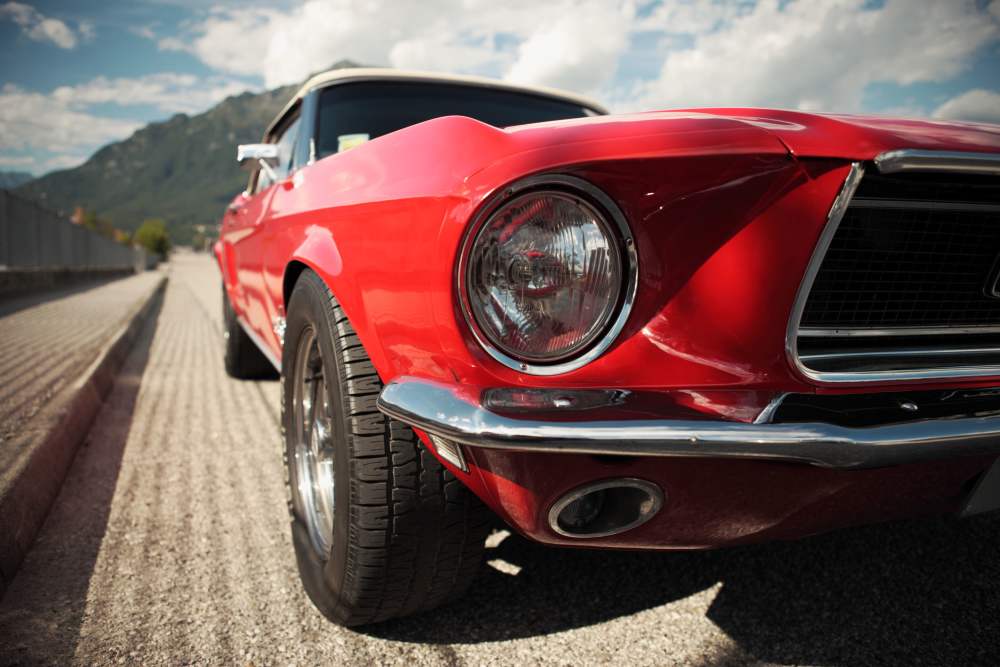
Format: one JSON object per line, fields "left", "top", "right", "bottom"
{"left": 0, "top": 270, "right": 166, "bottom": 592}
{"left": 0, "top": 273, "right": 163, "bottom": 443}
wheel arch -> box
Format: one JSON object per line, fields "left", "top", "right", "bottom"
{"left": 282, "top": 259, "right": 310, "bottom": 313}
{"left": 281, "top": 237, "right": 392, "bottom": 383}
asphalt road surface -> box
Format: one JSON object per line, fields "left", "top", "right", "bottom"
{"left": 2, "top": 252, "right": 999, "bottom": 666}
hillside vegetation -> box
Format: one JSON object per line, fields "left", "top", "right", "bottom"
{"left": 0, "top": 171, "right": 34, "bottom": 189}
{"left": 16, "top": 85, "right": 296, "bottom": 245}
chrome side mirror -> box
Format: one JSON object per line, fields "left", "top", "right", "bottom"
{"left": 237, "top": 143, "right": 279, "bottom": 181}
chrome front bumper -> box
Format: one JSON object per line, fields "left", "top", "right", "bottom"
{"left": 376, "top": 378, "right": 1000, "bottom": 471}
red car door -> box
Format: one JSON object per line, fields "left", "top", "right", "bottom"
{"left": 222, "top": 109, "right": 302, "bottom": 357}
{"left": 224, "top": 181, "right": 272, "bottom": 339}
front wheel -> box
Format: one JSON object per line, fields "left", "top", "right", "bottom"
{"left": 281, "top": 269, "right": 491, "bottom": 626}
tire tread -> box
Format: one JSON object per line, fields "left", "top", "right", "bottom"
{"left": 285, "top": 270, "right": 490, "bottom": 626}
{"left": 222, "top": 284, "right": 275, "bottom": 379}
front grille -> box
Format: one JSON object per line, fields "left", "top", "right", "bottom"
{"left": 772, "top": 387, "right": 1000, "bottom": 427}
{"left": 852, "top": 170, "right": 1000, "bottom": 205}
{"left": 800, "top": 204, "right": 1000, "bottom": 329}
{"left": 794, "top": 161, "right": 1000, "bottom": 378}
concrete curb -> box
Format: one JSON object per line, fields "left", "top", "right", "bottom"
{"left": 0, "top": 267, "right": 139, "bottom": 299}
{"left": 0, "top": 274, "right": 168, "bottom": 596}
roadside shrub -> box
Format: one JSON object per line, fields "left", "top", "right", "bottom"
{"left": 134, "top": 218, "right": 172, "bottom": 259}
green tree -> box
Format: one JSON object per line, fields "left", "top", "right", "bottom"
{"left": 134, "top": 218, "right": 172, "bottom": 259}
{"left": 79, "top": 208, "right": 117, "bottom": 240}
{"left": 114, "top": 229, "right": 132, "bottom": 246}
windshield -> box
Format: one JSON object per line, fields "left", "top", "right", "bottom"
{"left": 315, "top": 81, "right": 598, "bottom": 160}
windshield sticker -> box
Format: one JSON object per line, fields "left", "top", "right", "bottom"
{"left": 337, "top": 133, "right": 370, "bottom": 152}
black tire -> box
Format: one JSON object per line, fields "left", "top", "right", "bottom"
{"left": 222, "top": 284, "right": 275, "bottom": 379}
{"left": 282, "top": 269, "right": 491, "bottom": 626}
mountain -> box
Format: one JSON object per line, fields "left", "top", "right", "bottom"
{"left": 16, "top": 86, "right": 295, "bottom": 245}
{"left": 14, "top": 61, "right": 362, "bottom": 245}
{"left": 0, "top": 171, "right": 34, "bottom": 189}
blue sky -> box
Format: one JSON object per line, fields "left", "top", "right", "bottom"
{"left": 1, "top": 0, "right": 999, "bottom": 176}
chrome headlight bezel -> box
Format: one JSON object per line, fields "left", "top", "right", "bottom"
{"left": 456, "top": 174, "right": 638, "bottom": 376}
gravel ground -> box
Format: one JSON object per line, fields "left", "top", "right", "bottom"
{"left": 1, "top": 252, "right": 999, "bottom": 666}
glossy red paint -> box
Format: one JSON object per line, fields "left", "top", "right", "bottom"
{"left": 218, "top": 108, "right": 1000, "bottom": 548}
{"left": 465, "top": 448, "right": 992, "bottom": 549}
{"left": 687, "top": 108, "right": 1000, "bottom": 158}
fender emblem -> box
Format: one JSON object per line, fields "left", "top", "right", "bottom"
{"left": 272, "top": 316, "right": 286, "bottom": 346}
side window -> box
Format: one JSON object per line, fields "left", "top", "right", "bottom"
{"left": 254, "top": 113, "right": 301, "bottom": 193}
{"left": 276, "top": 116, "right": 301, "bottom": 177}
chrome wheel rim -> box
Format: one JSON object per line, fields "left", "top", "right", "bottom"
{"left": 291, "top": 326, "right": 336, "bottom": 558}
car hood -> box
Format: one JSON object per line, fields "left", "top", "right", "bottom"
{"left": 683, "top": 108, "right": 1000, "bottom": 159}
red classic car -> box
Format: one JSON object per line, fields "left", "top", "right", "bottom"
{"left": 216, "top": 67, "right": 1000, "bottom": 625}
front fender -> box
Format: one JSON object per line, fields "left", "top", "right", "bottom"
{"left": 214, "top": 238, "right": 241, "bottom": 311}
{"left": 283, "top": 224, "right": 394, "bottom": 382}
{"left": 212, "top": 239, "right": 224, "bottom": 271}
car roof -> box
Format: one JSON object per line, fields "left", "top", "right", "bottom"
{"left": 265, "top": 67, "right": 608, "bottom": 137}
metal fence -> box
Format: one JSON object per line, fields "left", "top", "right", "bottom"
{"left": 0, "top": 189, "right": 149, "bottom": 271}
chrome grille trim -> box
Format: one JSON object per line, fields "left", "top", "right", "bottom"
{"left": 875, "top": 149, "right": 1000, "bottom": 175}
{"left": 799, "top": 326, "right": 1000, "bottom": 337}
{"left": 848, "top": 198, "right": 1000, "bottom": 213}
{"left": 785, "top": 161, "right": 865, "bottom": 382}
{"left": 786, "top": 149, "right": 1000, "bottom": 383}
{"left": 800, "top": 346, "right": 1000, "bottom": 363}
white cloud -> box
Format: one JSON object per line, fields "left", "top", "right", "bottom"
{"left": 129, "top": 24, "right": 157, "bottom": 40}
{"left": 0, "top": 83, "right": 140, "bottom": 154}
{"left": 636, "top": 0, "right": 753, "bottom": 34}
{"left": 388, "top": 37, "right": 499, "bottom": 74}
{"left": 0, "top": 151, "right": 92, "bottom": 174}
{"left": 78, "top": 19, "right": 95, "bottom": 41}
{"left": 0, "top": 73, "right": 254, "bottom": 174}
{"left": 4, "top": 0, "right": 1000, "bottom": 176}
{"left": 628, "top": 0, "right": 1000, "bottom": 113}
{"left": 933, "top": 89, "right": 1000, "bottom": 124}
{"left": 50, "top": 73, "right": 253, "bottom": 114}
{"left": 158, "top": 0, "right": 1000, "bottom": 113}
{"left": 35, "top": 153, "right": 91, "bottom": 173}
{"left": 160, "top": 0, "right": 635, "bottom": 96}
{"left": 0, "top": 154, "right": 37, "bottom": 169}
{"left": 0, "top": 1, "right": 82, "bottom": 49}
{"left": 506, "top": 3, "right": 633, "bottom": 94}
{"left": 160, "top": 8, "right": 282, "bottom": 79}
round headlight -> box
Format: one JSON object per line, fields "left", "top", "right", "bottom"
{"left": 463, "top": 183, "right": 632, "bottom": 372}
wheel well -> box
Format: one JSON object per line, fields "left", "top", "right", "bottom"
{"left": 283, "top": 260, "right": 309, "bottom": 311}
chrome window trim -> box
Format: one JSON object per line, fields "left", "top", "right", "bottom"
{"left": 874, "top": 149, "right": 1000, "bottom": 175}
{"left": 455, "top": 174, "right": 639, "bottom": 377}
{"left": 786, "top": 150, "right": 1000, "bottom": 384}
